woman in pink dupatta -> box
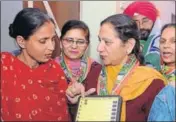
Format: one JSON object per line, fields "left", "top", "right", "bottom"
{"left": 55, "top": 20, "right": 102, "bottom": 121}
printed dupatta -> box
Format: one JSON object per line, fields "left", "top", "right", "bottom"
{"left": 161, "top": 65, "right": 175, "bottom": 83}
{"left": 97, "top": 54, "right": 139, "bottom": 95}
{"left": 58, "top": 53, "right": 93, "bottom": 83}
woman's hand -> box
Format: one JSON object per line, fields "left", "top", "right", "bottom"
{"left": 66, "top": 82, "right": 96, "bottom": 104}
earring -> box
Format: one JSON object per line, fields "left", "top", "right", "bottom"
{"left": 18, "top": 44, "right": 24, "bottom": 49}
{"left": 19, "top": 44, "right": 25, "bottom": 49}
{"left": 127, "top": 50, "right": 131, "bottom": 55}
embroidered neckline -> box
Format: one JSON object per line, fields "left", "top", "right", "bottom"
{"left": 59, "top": 53, "right": 92, "bottom": 83}
{"left": 98, "top": 54, "right": 139, "bottom": 95}
{"left": 161, "top": 65, "right": 175, "bottom": 83}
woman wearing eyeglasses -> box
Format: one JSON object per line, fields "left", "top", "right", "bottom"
{"left": 55, "top": 20, "right": 102, "bottom": 121}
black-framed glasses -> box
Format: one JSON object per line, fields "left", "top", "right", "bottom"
{"left": 62, "top": 37, "right": 88, "bottom": 47}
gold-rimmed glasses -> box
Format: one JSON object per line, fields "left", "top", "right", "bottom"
{"left": 62, "top": 37, "right": 88, "bottom": 47}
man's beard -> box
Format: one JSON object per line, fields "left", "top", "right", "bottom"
{"left": 140, "top": 29, "right": 151, "bottom": 41}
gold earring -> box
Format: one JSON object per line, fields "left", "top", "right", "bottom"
{"left": 19, "top": 44, "right": 25, "bottom": 49}
{"left": 127, "top": 50, "right": 131, "bottom": 55}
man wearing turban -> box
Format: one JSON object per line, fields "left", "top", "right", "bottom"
{"left": 124, "top": 1, "right": 162, "bottom": 71}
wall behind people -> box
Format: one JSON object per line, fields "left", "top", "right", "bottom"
{"left": 153, "top": 1, "right": 175, "bottom": 24}
{"left": 1, "top": 1, "right": 22, "bottom": 51}
{"left": 0, "top": 1, "right": 117, "bottom": 63}
{"left": 1, "top": 1, "right": 175, "bottom": 61}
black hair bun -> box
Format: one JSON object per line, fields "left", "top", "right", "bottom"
{"left": 9, "top": 24, "right": 16, "bottom": 38}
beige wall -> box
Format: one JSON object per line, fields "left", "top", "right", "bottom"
{"left": 152, "top": 1, "right": 175, "bottom": 24}
{"left": 1, "top": 1, "right": 175, "bottom": 59}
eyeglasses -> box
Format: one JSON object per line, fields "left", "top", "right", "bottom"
{"left": 62, "top": 38, "right": 88, "bottom": 47}
{"left": 135, "top": 18, "right": 151, "bottom": 28}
